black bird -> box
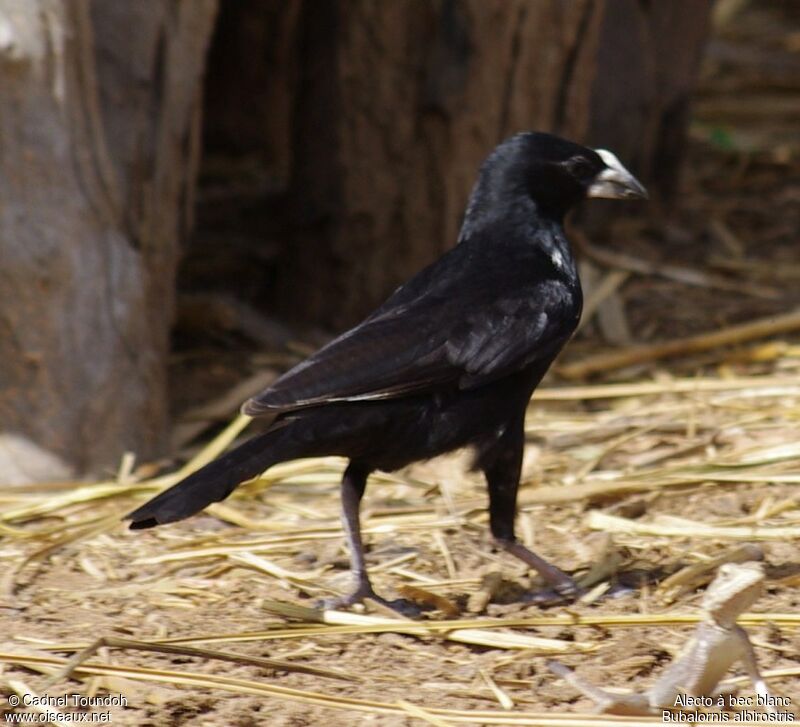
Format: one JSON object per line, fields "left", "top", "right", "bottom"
{"left": 127, "top": 132, "right": 647, "bottom": 610}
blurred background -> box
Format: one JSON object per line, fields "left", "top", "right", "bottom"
{"left": 1, "top": 0, "right": 798, "bottom": 479}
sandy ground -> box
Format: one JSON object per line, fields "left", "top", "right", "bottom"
{"left": 2, "top": 408, "right": 800, "bottom": 725}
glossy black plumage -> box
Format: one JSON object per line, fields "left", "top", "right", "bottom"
{"left": 127, "top": 132, "right": 646, "bottom": 609}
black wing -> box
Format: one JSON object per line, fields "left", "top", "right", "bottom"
{"left": 244, "top": 240, "right": 578, "bottom": 417}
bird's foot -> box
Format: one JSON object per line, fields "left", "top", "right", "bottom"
{"left": 523, "top": 577, "right": 637, "bottom": 605}
{"left": 521, "top": 578, "right": 586, "bottom": 606}
{"left": 497, "top": 539, "right": 586, "bottom": 604}
{"left": 602, "top": 582, "right": 637, "bottom": 599}
{"left": 316, "top": 582, "right": 422, "bottom": 617}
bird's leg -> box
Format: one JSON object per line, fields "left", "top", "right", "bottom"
{"left": 319, "top": 463, "right": 419, "bottom": 615}
{"left": 333, "top": 462, "right": 374, "bottom": 603}
{"left": 481, "top": 420, "right": 582, "bottom": 601}
{"left": 500, "top": 540, "right": 581, "bottom": 598}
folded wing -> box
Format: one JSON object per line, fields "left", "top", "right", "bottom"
{"left": 243, "top": 270, "right": 575, "bottom": 418}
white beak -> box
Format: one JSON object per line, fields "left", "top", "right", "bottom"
{"left": 588, "top": 149, "right": 648, "bottom": 200}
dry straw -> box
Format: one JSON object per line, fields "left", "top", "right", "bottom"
{"left": 2, "top": 362, "right": 799, "bottom": 719}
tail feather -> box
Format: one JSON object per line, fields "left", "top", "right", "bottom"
{"left": 125, "top": 430, "right": 281, "bottom": 529}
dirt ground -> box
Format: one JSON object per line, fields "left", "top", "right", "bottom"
{"left": 3, "top": 2, "right": 800, "bottom": 725}
{"left": 2, "top": 388, "right": 800, "bottom": 726}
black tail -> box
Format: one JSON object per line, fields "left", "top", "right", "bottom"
{"left": 125, "top": 429, "right": 285, "bottom": 529}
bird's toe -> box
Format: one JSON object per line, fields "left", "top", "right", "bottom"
{"left": 316, "top": 583, "right": 422, "bottom": 617}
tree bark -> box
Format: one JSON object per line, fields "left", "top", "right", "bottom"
{"left": 586, "top": 0, "right": 713, "bottom": 197}
{"left": 0, "top": 0, "right": 217, "bottom": 473}
{"left": 204, "top": 0, "right": 300, "bottom": 188}
{"left": 251, "top": 0, "right": 711, "bottom": 327}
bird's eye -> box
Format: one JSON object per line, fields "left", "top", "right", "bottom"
{"left": 566, "top": 157, "right": 594, "bottom": 179}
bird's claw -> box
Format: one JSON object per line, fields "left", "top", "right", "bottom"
{"left": 554, "top": 578, "right": 584, "bottom": 598}
{"left": 521, "top": 576, "right": 585, "bottom": 605}
{"left": 316, "top": 583, "right": 422, "bottom": 617}
{"left": 603, "top": 582, "right": 636, "bottom": 599}
{"left": 523, "top": 578, "right": 637, "bottom": 606}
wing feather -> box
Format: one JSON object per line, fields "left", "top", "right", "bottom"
{"left": 243, "top": 242, "right": 578, "bottom": 417}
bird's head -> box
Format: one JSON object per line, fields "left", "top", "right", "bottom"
{"left": 462, "top": 132, "right": 648, "bottom": 230}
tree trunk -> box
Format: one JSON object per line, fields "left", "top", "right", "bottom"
{"left": 238, "top": 0, "right": 709, "bottom": 328}
{"left": 0, "top": 0, "right": 217, "bottom": 474}
{"left": 204, "top": 0, "right": 301, "bottom": 188}
{"left": 586, "top": 0, "right": 713, "bottom": 197}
